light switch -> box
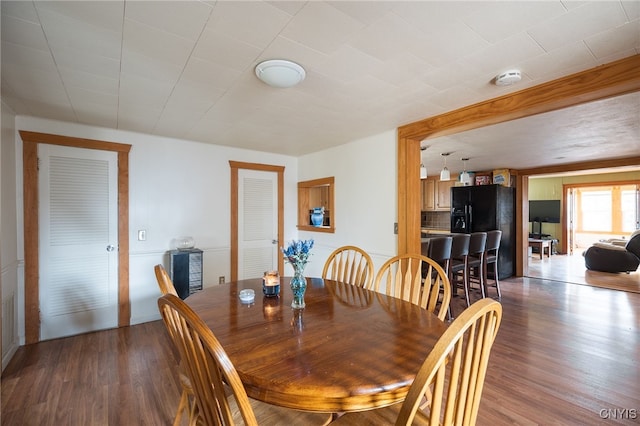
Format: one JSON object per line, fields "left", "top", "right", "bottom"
{"left": 137, "top": 230, "right": 146, "bottom": 241}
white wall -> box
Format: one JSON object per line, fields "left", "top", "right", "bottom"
{"left": 297, "top": 130, "right": 397, "bottom": 277}
{"left": 14, "top": 116, "right": 300, "bottom": 327}
{"left": 4, "top": 114, "right": 400, "bottom": 354}
{"left": 1, "top": 101, "right": 20, "bottom": 370}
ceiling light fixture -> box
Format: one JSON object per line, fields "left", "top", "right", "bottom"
{"left": 420, "top": 145, "right": 427, "bottom": 179}
{"left": 440, "top": 152, "right": 451, "bottom": 181}
{"left": 255, "top": 59, "right": 306, "bottom": 88}
{"left": 494, "top": 69, "right": 521, "bottom": 86}
{"left": 460, "top": 158, "right": 471, "bottom": 186}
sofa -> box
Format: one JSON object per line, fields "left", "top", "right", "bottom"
{"left": 583, "top": 230, "right": 640, "bottom": 273}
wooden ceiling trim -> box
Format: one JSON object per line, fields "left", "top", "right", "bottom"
{"left": 518, "top": 156, "right": 640, "bottom": 176}
{"left": 398, "top": 54, "right": 640, "bottom": 141}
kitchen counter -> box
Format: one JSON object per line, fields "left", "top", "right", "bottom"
{"left": 421, "top": 228, "right": 451, "bottom": 235}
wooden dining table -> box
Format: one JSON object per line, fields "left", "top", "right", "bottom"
{"left": 186, "top": 277, "right": 448, "bottom": 413}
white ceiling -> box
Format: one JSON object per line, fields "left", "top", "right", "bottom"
{"left": 2, "top": 1, "right": 639, "bottom": 175}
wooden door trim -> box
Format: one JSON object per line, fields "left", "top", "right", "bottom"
{"left": 229, "top": 161, "right": 284, "bottom": 282}
{"left": 19, "top": 131, "right": 132, "bottom": 344}
{"left": 396, "top": 54, "right": 640, "bottom": 276}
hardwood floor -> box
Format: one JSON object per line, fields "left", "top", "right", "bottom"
{"left": 3, "top": 266, "right": 639, "bottom": 425}
{"left": 527, "top": 251, "right": 640, "bottom": 293}
{"left": 1, "top": 321, "right": 181, "bottom": 425}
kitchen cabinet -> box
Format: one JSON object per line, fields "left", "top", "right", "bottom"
{"left": 422, "top": 179, "right": 454, "bottom": 211}
{"left": 436, "top": 180, "right": 455, "bottom": 210}
{"left": 421, "top": 179, "right": 435, "bottom": 211}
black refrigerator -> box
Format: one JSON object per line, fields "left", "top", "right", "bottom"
{"left": 450, "top": 184, "right": 515, "bottom": 279}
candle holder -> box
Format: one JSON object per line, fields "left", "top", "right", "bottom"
{"left": 262, "top": 271, "right": 280, "bottom": 297}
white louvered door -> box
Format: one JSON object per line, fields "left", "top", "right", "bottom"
{"left": 38, "top": 144, "right": 118, "bottom": 340}
{"left": 237, "top": 169, "right": 278, "bottom": 280}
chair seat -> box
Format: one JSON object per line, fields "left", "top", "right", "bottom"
{"left": 467, "top": 255, "right": 482, "bottom": 265}
{"left": 450, "top": 258, "right": 466, "bottom": 271}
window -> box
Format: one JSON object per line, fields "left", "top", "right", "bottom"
{"left": 577, "top": 184, "right": 638, "bottom": 234}
{"left": 621, "top": 189, "right": 637, "bottom": 232}
{"left": 580, "top": 190, "right": 611, "bottom": 231}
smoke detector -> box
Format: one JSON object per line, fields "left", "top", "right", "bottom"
{"left": 494, "top": 70, "right": 521, "bottom": 86}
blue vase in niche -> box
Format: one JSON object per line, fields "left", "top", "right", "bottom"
{"left": 311, "top": 207, "right": 324, "bottom": 227}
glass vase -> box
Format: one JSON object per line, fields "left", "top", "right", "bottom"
{"left": 290, "top": 264, "right": 307, "bottom": 309}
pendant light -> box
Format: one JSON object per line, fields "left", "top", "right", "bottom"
{"left": 460, "top": 158, "right": 471, "bottom": 185}
{"left": 439, "top": 153, "right": 451, "bottom": 181}
{"left": 420, "top": 144, "right": 428, "bottom": 179}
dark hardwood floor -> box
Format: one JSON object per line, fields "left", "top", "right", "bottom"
{"left": 3, "top": 261, "right": 639, "bottom": 425}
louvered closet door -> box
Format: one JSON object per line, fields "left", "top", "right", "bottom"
{"left": 38, "top": 144, "right": 118, "bottom": 340}
{"left": 237, "top": 169, "right": 278, "bottom": 280}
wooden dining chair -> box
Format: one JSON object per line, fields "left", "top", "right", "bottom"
{"left": 157, "top": 293, "right": 332, "bottom": 426}
{"left": 330, "top": 298, "right": 503, "bottom": 426}
{"left": 154, "top": 264, "right": 196, "bottom": 426}
{"left": 322, "top": 245, "right": 375, "bottom": 288}
{"left": 373, "top": 254, "right": 451, "bottom": 321}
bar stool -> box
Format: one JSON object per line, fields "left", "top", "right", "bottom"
{"left": 426, "top": 236, "right": 453, "bottom": 277}
{"left": 449, "top": 233, "right": 471, "bottom": 306}
{"left": 466, "top": 232, "right": 487, "bottom": 301}
{"left": 422, "top": 237, "right": 453, "bottom": 319}
{"left": 483, "top": 230, "right": 502, "bottom": 298}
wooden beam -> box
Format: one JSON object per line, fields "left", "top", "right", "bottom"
{"left": 518, "top": 156, "right": 640, "bottom": 176}
{"left": 397, "top": 136, "right": 422, "bottom": 256}
{"left": 399, "top": 54, "right": 640, "bottom": 141}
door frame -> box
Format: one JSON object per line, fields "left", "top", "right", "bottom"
{"left": 229, "top": 161, "right": 284, "bottom": 282}
{"left": 396, "top": 54, "right": 640, "bottom": 278}
{"left": 20, "top": 131, "right": 131, "bottom": 344}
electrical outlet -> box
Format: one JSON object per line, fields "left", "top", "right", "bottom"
{"left": 394, "top": 222, "right": 398, "bottom": 234}
{"left": 137, "top": 230, "right": 146, "bottom": 241}
{"left": 219, "top": 276, "right": 225, "bottom": 284}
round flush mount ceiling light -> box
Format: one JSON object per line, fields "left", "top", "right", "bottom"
{"left": 255, "top": 59, "right": 306, "bottom": 88}
{"left": 494, "top": 69, "right": 522, "bottom": 86}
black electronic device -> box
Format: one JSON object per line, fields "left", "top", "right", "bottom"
{"left": 169, "top": 248, "right": 203, "bottom": 299}
{"left": 528, "top": 200, "right": 561, "bottom": 223}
